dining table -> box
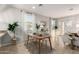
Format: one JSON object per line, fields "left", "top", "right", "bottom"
{"left": 27, "top": 34, "right": 52, "bottom": 54}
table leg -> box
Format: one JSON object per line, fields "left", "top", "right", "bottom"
{"left": 27, "top": 35, "right": 29, "bottom": 45}
{"left": 38, "top": 39, "right": 41, "bottom": 54}
{"left": 49, "top": 37, "right": 52, "bottom": 50}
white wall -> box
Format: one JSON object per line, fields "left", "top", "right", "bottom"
{"left": 0, "top": 7, "right": 22, "bottom": 30}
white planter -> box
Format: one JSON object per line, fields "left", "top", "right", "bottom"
{"left": 7, "top": 31, "right": 16, "bottom": 40}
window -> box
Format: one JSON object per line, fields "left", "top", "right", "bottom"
{"left": 22, "top": 12, "right": 35, "bottom": 34}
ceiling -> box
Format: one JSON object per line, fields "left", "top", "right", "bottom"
{"left": 1, "top": 4, "right": 79, "bottom": 18}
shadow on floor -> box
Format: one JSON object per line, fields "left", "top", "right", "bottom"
{"left": 25, "top": 41, "right": 54, "bottom": 54}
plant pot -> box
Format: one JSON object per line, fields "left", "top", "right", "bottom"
{"left": 38, "top": 34, "right": 42, "bottom": 36}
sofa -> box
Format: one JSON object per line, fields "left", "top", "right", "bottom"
{"left": 0, "top": 31, "right": 12, "bottom": 47}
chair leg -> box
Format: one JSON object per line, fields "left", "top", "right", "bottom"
{"left": 38, "top": 39, "right": 41, "bottom": 54}
{"left": 49, "top": 37, "right": 52, "bottom": 50}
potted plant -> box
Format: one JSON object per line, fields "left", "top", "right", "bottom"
{"left": 8, "top": 22, "right": 18, "bottom": 40}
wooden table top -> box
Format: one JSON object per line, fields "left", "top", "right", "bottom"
{"left": 28, "top": 34, "right": 50, "bottom": 39}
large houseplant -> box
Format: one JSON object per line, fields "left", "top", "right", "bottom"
{"left": 8, "top": 22, "right": 18, "bottom": 40}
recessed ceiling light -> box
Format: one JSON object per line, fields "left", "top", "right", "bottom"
{"left": 69, "top": 8, "right": 74, "bottom": 11}
{"left": 39, "top": 4, "right": 43, "bottom": 7}
{"left": 32, "top": 6, "right": 35, "bottom": 9}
